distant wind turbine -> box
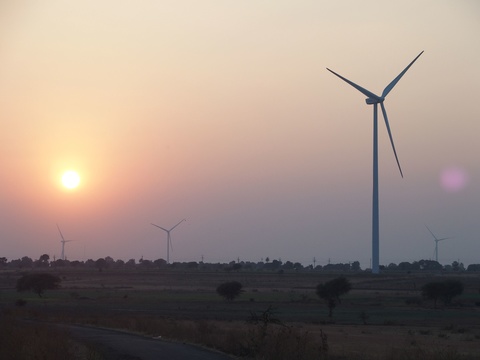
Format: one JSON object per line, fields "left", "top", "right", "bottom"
{"left": 327, "top": 51, "right": 423, "bottom": 274}
{"left": 425, "top": 225, "right": 451, "bottom": 263}
{"left": 56, "top": 224, "right": 73, "bottom": 261}
{"left": 151, "top": 219, "right": 186, "bottom": 264}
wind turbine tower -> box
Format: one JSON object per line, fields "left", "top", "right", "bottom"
{"left": 151, "top": 219, "right": 186, "bottom": 264}
{"left": 56, "top": 224, "right": 73, "bottom": 261}
{"left": 425, "top": 225, "right": 451, "bottom": 263}
{"left": 327, "top": 51, "right": 423, "bottom": 274}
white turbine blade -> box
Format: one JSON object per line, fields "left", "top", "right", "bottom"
{"left": 326, "top": 68, "right": 382, "bottom": 101}
{"left": 56, "top": 224, "right": 65, "bottom": 241}
{"left": 169, "top": 236, "right": 173, "bottom": 252}
{"left": 380, "top": 103, "right": 403, "bottom": 178}
{"left": 382, "top": 51, "right": 424, "bottom": 98}
{"left": 169, "top": 219, "right": 186, "bottom": 231}
{"left": 151, "top": 223, "right": 169, "bottom": 232}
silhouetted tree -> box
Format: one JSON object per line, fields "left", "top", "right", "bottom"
{"left": 417, "top": 259, "right": 441, "bottom": 271}
{"left": 293, "top": 262, "right": 303, "bottom": 270}
{"left": 19, "top": 256, "right": 33, "bottom": 269}
{"left": 421, "top": 279, "right": 464, "bottom": 308}
{"left": 153, "top": 258, "right": 166, "bottom": 268}
{"left": 467, "top": 264, "right": 480, "bottom": 272}
{"left": 316, "top": 276, "right": 352, "bottom": 317}
{"left": 126, "top": 258, "right": 137, "bottom": 268}
{"left": 0, "top": 257, "right": 8, "bottom": 268}
{"left": 351, "top": 261, "right": 361, "bottom": 271}
{"left": 16, "top": 273, "right": 61, "bottom": 297}
{"left": 216, "top": 281, "right": 243, "bottom": 301}
{"left": 95, "top": 258, "right": 107, "bottom": 272}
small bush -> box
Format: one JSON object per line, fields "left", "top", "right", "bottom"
{"left": 216, "top": 281, "right": 243, "bottom": 301}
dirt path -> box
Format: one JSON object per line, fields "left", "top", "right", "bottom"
{"left": 63, "top": 324, "right": 234, "bottom": 360}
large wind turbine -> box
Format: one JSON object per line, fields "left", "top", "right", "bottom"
{"left": 151, "top": 219, "right": 186, "bottom": 264}
{"left": 56, "top": 224, "right": 73, "bottom": 261}
{"left": 425, "top": 225, "right": 451, "bottom": 263}
{"left": 327, "top": 51, "right": 423, "bottom": 274}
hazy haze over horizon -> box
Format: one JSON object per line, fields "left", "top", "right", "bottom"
{"left": 1, "top": 1, "right": 479, "bottom": 268}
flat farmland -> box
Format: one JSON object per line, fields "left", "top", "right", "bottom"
{"left": 1, "top": 268, "right": 479, "bottom": 359}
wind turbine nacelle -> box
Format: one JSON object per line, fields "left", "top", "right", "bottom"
{"left": 366, "top": 97, "right": 382, "bottom": 105}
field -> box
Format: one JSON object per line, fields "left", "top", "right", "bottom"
{"left": 1, "top": 268, "right": 479, "bottom": 359}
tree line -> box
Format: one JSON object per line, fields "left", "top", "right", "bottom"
{"left": 1, "top": 255, "right": 478, "bottom": 273}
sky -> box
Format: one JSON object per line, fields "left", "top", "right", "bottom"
{"left": 0, "top": 1, "right": 479, "bottom": 268}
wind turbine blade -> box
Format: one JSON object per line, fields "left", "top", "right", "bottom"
{"left": 169, "top": 237, "right": 173, "bottom": 252}
{"left": 382, "top": 51, "right": 424, "bottom": 98}
{"left": 380, "top": 103, "right": 403, "bottom": 177}
{"left": 425, "top": 225, "right": 437, "bottom": 239}
{"left": 326, "top": 68, "right": 382, "bottom": 101}
{"left": 436, "top": 237, "right": 451, "bottom": 242}
{"left": 151, "top": 223, "right": 169, "bottom": 232}
{"left": 169, "top": 219, "right": 186, "bottom": 231}
{"left": 56, "top": 224, "right": 65, "bottom": 241}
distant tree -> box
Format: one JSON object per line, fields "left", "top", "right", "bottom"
{"left": 85, "top": 259, "right": 96, "bottom": 268}
{"left": 125, "top": 258, "right": 137, "bottom": 268}
{"left": 16, "top": 273, "right": 61, "bottom": 297}
{"left": 293, "top": 262, "right": 303, "bottom": 270}
{"left": 316, "top": 276, "right": 352, "bottom": 317}
{"left": 20, "top": 256, "right": 33, "bottom": 269}
{"left": 398, "top": 261, "right": 420, "bottom": 272}
{"left": 467, "top": 264, "right": 480, "bottom": 272}
{"left": 140, "top": 259, "right": 153, "bottom": 269}
{"left": 95, "top": 258, "right": 107, "bottom": 272}
{"left": 441, "top": 280, "right": 464, "bottom": 304}
{"left": 351, "top": 261, "right": 361, "bottom": 271}
{"left": 418, "top": 259, "right": 442, "bottom": 271}
{"left": 105, "top": 256, "right": 115, "bottom": 266}
{"left": 387, "top": 263, "right": 398, "bottom": 270}
{"left": 0, "top": 257, "right": 7, "bottom": 268}
{"left": 153, "top": 258, "right": 166, "bottom": 268}
{"left": 216, "top": 281, "right": 243, "bottom": 301}
{"left": 52, "top": 259, "right": 67, "bottom": 267}
{"left": 451, "top": 261, "right": 464, "bottom": 272}
{"left": 35, "top": 254, "right": 50, "bottom": 268}
{"left": 421, "top": 281, "right": 444, "bottom": 308}
{"left": 421, "top": 279, "right": 464, "bottom": 308}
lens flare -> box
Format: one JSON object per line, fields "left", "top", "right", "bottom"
{"left": 440, "top": 167, "right": 468, "bottom": 192}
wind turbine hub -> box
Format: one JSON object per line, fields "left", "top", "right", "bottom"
{"left": 366, "top": 97, "right": 383, "bottom": 105}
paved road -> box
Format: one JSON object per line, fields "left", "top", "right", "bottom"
{"left": 63, "top": 324, "right": 234, "bottom": 360}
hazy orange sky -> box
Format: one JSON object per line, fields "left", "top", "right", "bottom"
{"left": 1, "top": 1, "right": 479, "bottom": 267}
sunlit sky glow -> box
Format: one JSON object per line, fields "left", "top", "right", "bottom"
{"left": 1, "top": 1, "right": 479, "bottom": 267}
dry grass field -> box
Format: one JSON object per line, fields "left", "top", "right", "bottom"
{"left": 1, "top": 268, "right": 479, "bottom": 359}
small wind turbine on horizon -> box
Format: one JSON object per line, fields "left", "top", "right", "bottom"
{"left": 151, "top": 219, "right": 186, "bottom": 264}
{"left": 56, "top": 224, "right": 73, "bottom": 261}
{"left": 425, "top": 225, "right": 451, "bottom": 263}
{"left": 327, "top": 51, "right": 423, "bottom": 274}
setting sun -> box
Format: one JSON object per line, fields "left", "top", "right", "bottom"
{"left": 61, "top": 170, "right": 81, "bottom": 189}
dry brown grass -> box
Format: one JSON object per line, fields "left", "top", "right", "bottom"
{"left": 0, "top": 311, "right": 104, "bottom": 360}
